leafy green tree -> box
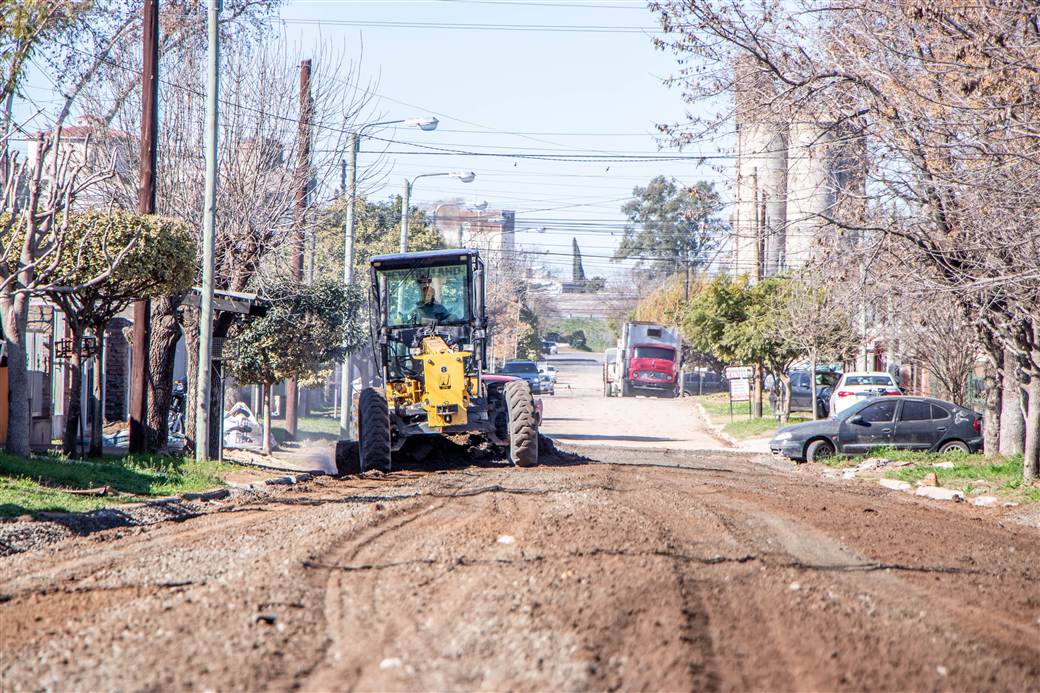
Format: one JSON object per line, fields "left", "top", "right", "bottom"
{"left": 314, "top": 194, "right": 445, "bottom": 287}
{"left": 1, "top": 0, "right": 86, "bottom": 102}
{"left": 45, "top": 211, "right": 196, "bottom": 456}
{"left": 683, "top": 275, "right": 801, "bottom": 420}
{"left": 224, "top": 278, "right": 366, "bottom": 454}
{"left": 515, "top": 305, "right": 541, "bottom": 361}
{"left": 682, "top": 274, "right": 750, "bottom": 365}
{"left": 614, "top": 176, "right": 725, "bottom": 274}
{"left": 725, "top": 278, "right": 802, "bottom": 424}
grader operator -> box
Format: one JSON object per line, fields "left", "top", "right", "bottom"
{"left": 339, "top": 249, "right": 539, "bottom": 473}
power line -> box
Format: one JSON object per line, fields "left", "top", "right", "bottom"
{"left": 279, "top": 18, "right": 660, "bottom": 33}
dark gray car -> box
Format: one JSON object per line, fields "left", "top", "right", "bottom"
{"left": 769, "top": 396, "right": 982, "bottom": 462}
{"left": 769, "top": 370, "right": 840, "bottom": 418}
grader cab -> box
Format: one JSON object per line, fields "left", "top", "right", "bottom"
{"left": 339, "top": 249, "right": 539, "bottom": 474}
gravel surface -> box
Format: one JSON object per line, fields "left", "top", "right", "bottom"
{"left": 3, "top": 353, "right": 1038, "bottom": 691}
{"left": 2, "top": 446, "right": 1038, "bottom": 692}
{"left": 538, "top": 353, "right": 731, "bottom": 450}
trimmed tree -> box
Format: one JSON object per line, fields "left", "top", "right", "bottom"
{"left": 46, "top": 210, "right": 195, "bottom": 456}
{"left": 772, "top": 275, "right": 857, "bottom": 420}
{"left": 224, "top": 278, "right": 366, "bottom": 454}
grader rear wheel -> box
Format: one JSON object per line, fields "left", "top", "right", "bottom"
{"left": 358, "top": 387, "right": 392, "bottom": 473}
{"left": 504, "top": 380, "right": 538, "bottom": 467}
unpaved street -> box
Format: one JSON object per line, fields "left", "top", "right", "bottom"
{"left": 3, "top": 359, "right": 1040, "bottom": 692}
{"left": 538, "top": 353, "right": 726, "bottom": 450}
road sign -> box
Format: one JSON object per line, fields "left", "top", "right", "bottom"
{"left": 725, "top": 366, "right": 754, "bottom": 380}
{"left": 729, "top": 377, "right": 751, "bottom": 401}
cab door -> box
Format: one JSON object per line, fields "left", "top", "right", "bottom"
{"left": 838, "top": 400, "right": 897, "bottom": 454}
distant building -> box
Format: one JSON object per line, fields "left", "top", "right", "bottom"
{"left": 424, "top": 201, "right": 515, "bottom": 260}
{"left": 25, "top": 116, "right": 131, "bottom": 210}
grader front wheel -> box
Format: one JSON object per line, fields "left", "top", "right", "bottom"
{"left": 504, "top": 380, "right": 539, "bottom": 467}
{"left": 358, "top": 387, "right": 392, "bottom": 473}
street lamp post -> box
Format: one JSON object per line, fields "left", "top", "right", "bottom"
{"left": 400, "top": 171, "right": 476, "bottom": 252}
{"left": 339, "top": 116, "right": 438, "bottom": 440}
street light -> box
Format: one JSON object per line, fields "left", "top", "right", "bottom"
{"left": 400, "top": 171, "right": 476, "bottom": 252}
{"left": 404, "top": 116, "right": 439, "bottom": 131}
{"left": 339, "top": 115, "right": 438, "bottom": 440}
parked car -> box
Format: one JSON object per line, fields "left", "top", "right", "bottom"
{"left": 499, "top": 360, "right": 544, "bottom": 394}
{"left": 537, "top": 362, "right": 558, "bottom": 395}
{"left": 770, "top": 369, "right": 841, "bottom": 418}
{"left": 682, "top": 370, "right": 726, "bottom": 395}
{"left": 829, "top": 371, "right": 902, "bottom": 416}
{"left": 770, "top": 396, "right": 982, "bottom": 462}
{"left": 541, "top": 340, "right": 558, "bottom": 355}
{"left": 540, "top": 362, "right": 557, "bottom": 393}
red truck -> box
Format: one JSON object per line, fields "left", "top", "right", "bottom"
{"left": 604, "top": 321, "right": 682, "bottom": 398}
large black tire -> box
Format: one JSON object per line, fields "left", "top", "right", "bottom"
{"left": 358, "top": 387, "right": 392, "bottom": 472}
{"left": 335, "top": 440, "right": 360, "bottom": 476}
{"left": 504, "top": 380, "right": 538, "bottom": 467}
{"left": 621, "top": 381, "right": 633, "bottom": 398}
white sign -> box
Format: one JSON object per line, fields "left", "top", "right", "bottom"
{"left": 729, "top": 378, "right": 751, "bottom": 401}
{"left": 725, "top": 366, "right": 754, "bottom": 380}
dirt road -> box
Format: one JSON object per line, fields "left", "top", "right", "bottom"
{"left": 3, "top": 359, "right": 1040, "bottom": 691}
{"left": 538, "top": 353, "right": 726, "bottom": 450}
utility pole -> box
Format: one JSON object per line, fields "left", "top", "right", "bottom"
{"left": 129, "top": 0, "right": 160, "bottom": 454}
{"left": 400, "top": 177, "right": 411, "bottom": 253}
{"left": 338, "top": 132, "right": 358, "bottom": 439}
{"left": 194, "top": 0, "right": 221, "bottom": 462}
{"left": 285, "top": 59, "right": 311, "bottom": 440}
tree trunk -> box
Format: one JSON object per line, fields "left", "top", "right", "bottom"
{"left": 89, "top": 328, "right": 106, "bottom": 457}
{"left": 1, "top": 292, "right": 31, "bottom": 457}
{"left": 182, "top": 308, "right": 200, "bottom": 451}
{"left": 62, "top": 330, "right": 84, "bottom": 457}
{"left": 809, "top": 349, "right": 819, "bottom": 421}
{"left": 778, "top": 372, "right": 791, "bottom": 425}
{"left": 752, "top": 362, "right": 763, "bottom": 418}
{"left": 262, "top": 383, "right": 273, "bottom": 455}
{"left": 146, "top": 296, "right": 182, "bottom": 452}
{"left": 983, "top": 361, "right": 1002, "bottom": 458}
{"left": 284, "top": 377, "right": 298, "bottom": 439}
{"left": 999, "top": 349, "right": 1025, "bottom": 456}
{"left": 1023, "top": 376, "right": 1040, "bottom": 482}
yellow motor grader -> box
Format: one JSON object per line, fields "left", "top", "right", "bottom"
{"left": 337, "top": 249, "right": 539, "bottom": 473}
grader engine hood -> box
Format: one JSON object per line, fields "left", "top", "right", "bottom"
{"left": 417, "top": 336, "right": 471, "bottom": 427}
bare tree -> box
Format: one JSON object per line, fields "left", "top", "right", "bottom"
{"left": 650, "top": 0, "right": 1040, "bottom": 478}
{"left": 90, "top": 39, "right": 375, "bottom": 450}
{"left": 773, "top": 272, "right": 858, "bottom": 420}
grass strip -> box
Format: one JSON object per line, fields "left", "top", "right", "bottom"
{"left": 691, "top": 393, "right": 810, "bottom": 440}
{"left": 0, "top": 453, "right": 235, "bottom": 519}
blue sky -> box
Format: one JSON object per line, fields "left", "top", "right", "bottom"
{"left": 16, "top": 0, "right": 733, "bottom": 277}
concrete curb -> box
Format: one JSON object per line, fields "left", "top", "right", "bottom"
{"left": 689, "top": 400, "right": 740, "bottom": 449}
